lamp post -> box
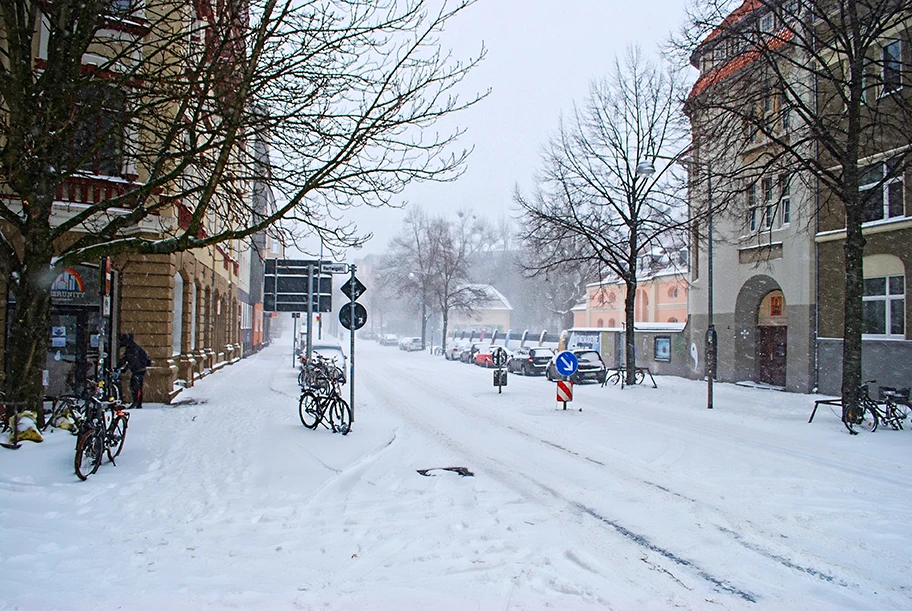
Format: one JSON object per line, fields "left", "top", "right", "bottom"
{"left": 705, "top": 166, "right": 715, "bottom": 410}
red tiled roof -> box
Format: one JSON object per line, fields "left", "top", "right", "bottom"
{"left": 689, "top": 29, "right": 793, "bottom": 99}
{"left": 703, "top": 0, "right": 762, "bottom": 44}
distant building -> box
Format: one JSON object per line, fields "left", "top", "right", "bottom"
{"left": 449, "top": 285, "right": 513, "bottom": 333}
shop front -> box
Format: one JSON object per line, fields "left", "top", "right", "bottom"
{"left": 5, "top": 262, "right": 117, "bottom": 399}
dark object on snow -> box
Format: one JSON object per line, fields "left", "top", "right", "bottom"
{"left": 417, "top": 467, "right": 474, "bottom": 477}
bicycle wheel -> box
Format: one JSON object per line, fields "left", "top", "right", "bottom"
{"left": 106, "top": 415, "right": 128, "bottom": 460}
{"left": 328, "top": 396, "right": 352, "bottom": 435}
{"left": 887, "top": 400, "right": 910, "bottom": 428}
{"left": 298, "top": 391, "right": 321, "bottom": 429}
{"left": 634, "top": 370, "right": 645, "bottom": 385}
{"left": 607, "top": 371, "right": 621, "bottom": 386}
{"left": 75, "top": 429, "right": 103, "bottom": 480}
{"left": 298, "top": 368, "right": 307, "bottom": 388}
{"left": 844, "top": 403, "right": 878, "bottom": 434}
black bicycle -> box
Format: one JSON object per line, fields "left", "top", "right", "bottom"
{"left": 842, "top": 381, "right": 897, "bottom": 434}
{"left": 298, "top": 358, "right": 351, "bottom": 434}
{"left": 74, "top": 395, "right": 129, "bottom": 480}
{"left": 45, "top": 370, "right": 121, "bottom": 433}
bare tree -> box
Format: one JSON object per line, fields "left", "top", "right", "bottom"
{"left": 0, "top": 0, "right": 485, "bottom": 411}
{"left": 681, "top": 0, "right": 912, "bottom": 417}
{"left": 380, "top": 208, "right": 489, "bottom": 351}
{"left": 515, "top": 48, "right": 690, "bottom": 385}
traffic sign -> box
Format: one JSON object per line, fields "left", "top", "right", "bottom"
{"left": 339, "top": 302, "right": 367, "bottom": 330}
{"left": 492, "top": 347, "right": 508, "bottom": 368}
{"left": 341, "top": 276, "right": 367, "bottom": 301}
{"left": 263, "top": 259, "right": 332, "bottom": 313}
{"left": 554, "top": 351, "right": 579, "bottom": 377}
{"left": 321, "top": 262, "right": 349, "bottom": 274}
{"left": 556, "top": 380, "right": 573, "bottom": 402}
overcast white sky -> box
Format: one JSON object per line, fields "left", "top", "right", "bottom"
{"left": 344, "top": 0, "right": 691, "bottom": 257}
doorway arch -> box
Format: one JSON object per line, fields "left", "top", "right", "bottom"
{"left": 734, "top": 275, "right": 788, "bottom": 386}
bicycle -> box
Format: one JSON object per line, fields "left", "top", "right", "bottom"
{"left": 602, "top": 367, "right": 645, "bottom": 387}
{"left": 44, "top": 370, "right": 121, "bottom": 432}
{"left": 877, "top": 386, "right": 911, "bottom": 430}
{"left": 74, "top": 394, "right": 129, "bottom": 480}
{"left": 298, "top": 358, "right": 351, "bottom": 435}
{"left": 842, "top": 381, "right": 885, "bottom": 434}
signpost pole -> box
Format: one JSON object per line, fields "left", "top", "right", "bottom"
{"left": 306, "top": 265, "right": 314, "bottom": 365}
{"left": 292, "top": 314, "right": 297, "bottom": 368}
{"left": 349, "top": 264, "right": 356, "bottom": 423}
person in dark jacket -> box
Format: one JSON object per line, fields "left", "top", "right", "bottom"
{"left": 118, "top": 334, "right": 151, "bottom": 409}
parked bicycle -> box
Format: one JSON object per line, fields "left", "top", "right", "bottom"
{"left": 602, "top": 367, "right": 645, "bottom": 387}
{"left": 74, "top": 393, "right": 129, "bottom": 480}
{"left": 45, "top": 370, "right": 121, "bottom": 433}
{"left": 842, "top": 380, "right": 908, "bottom": 434}
{"left": 298, "top": 356, "right": 351, "bottom": 435}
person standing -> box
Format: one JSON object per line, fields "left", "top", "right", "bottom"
{"left": 118, "top": 334, "right": 151, "bottom": 409}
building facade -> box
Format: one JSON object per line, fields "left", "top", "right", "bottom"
{"left": 687, "top": 0, "right": 911, "bottom": 395}
{"left": 0, "top": 0, "right": 272, "bottom": 404}
{"left": 686, "top": 0, "right": 819, "bottom": 392}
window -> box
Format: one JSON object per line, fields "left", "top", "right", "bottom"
{"left": 173, "top": 274, "right": 184, "bottom": 356}
{"left": 760, "top": 13, "right": 774, "bottom": 33}
{"left": 882, "top": 40, "right": 901, "bottom": 94}
{"left": 863, "top": 275, "right": 905, "bottom": 336}
{"left": 597, "top": 319, "right": 604, "bottom": 328}
{"left": 71, "top": 86, "right": 125, "bottom": 176}
{"left": 860, "top": 158, "right": 904, "bottom": 222}
{"left": 747, "top": 182, "right": 759, "bottom": 231}
{"left": 779, "top": 174, "right": 791, "bottom": 225}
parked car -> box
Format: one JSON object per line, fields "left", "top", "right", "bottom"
{"left": 460, "top": 342, "right": 486, "bottom": 363}
{"left": 445, "top": 342, "right": 465, "bottom": 361}
{"left": 379, "top": 334, "right": 399, "bottom": 346}
{"left": 545, "top": 349, "right": 607, "bottom": 384}
{"left": 474, "top": 345, "right": 512, "bottom": 368}
{"left": 399, "top": 337, "right": 423, "bottom": 351}
{"left": 507, "top": 347, "right": 555, "bottom": 376}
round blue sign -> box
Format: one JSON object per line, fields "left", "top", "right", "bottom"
{"left": 554, "top": 350, "right": 579, "bottom": 377}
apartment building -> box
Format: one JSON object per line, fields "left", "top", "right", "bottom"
{"left": 686, "top": 0, "right": 911, "bottom": 394}
{"left": 686, "top": 0, "right": 819, "bottom": 392}
{"left": 0, "top": 0, "right": 259, "bottom": 403}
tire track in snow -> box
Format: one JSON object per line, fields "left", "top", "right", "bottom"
{"left": 364, "top": 357, "right": 875, "bottom": 596}
{"left": 360, "top": 360, "right": 762, "bottom": 604}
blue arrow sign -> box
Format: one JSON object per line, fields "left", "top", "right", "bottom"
{"left": 554, "top": 351, "right": 579, "bottom": 377}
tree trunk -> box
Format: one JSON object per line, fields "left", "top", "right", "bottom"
{"left": 420, "top": 301, "right": 427, "bottom": 351}
{"left": 841, "top": 201, "right": 866, "bottom": 419}
{"left": 441, "top": 310, "right": 449, "bottom": 353}
{"left": 7, "top": 258, "right": 55, "bottom": 428}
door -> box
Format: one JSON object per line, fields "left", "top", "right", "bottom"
{"left": 45, "top": 309, "right": 103, "bottom": 397}
{"left": 757, "top": 326, "right": 787, "bottom": 387}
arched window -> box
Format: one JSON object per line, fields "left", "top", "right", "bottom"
{"left": 190, "top": 283, "right": 198, "bottom": 350}
{"left": 172, "top": 273, "right": 184, "bottom": 356}
{"left": 668, "top": 317, "right": 679, "bottom": 323}
{"left": 597, "top": 318, "right": 604, "bottom": 328}
{"left": 608, "top": 318, "right": 616, "bottom": 327}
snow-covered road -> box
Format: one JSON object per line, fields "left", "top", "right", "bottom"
{"left": 1, "top": 334, "right": 910, "bottom": 610}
